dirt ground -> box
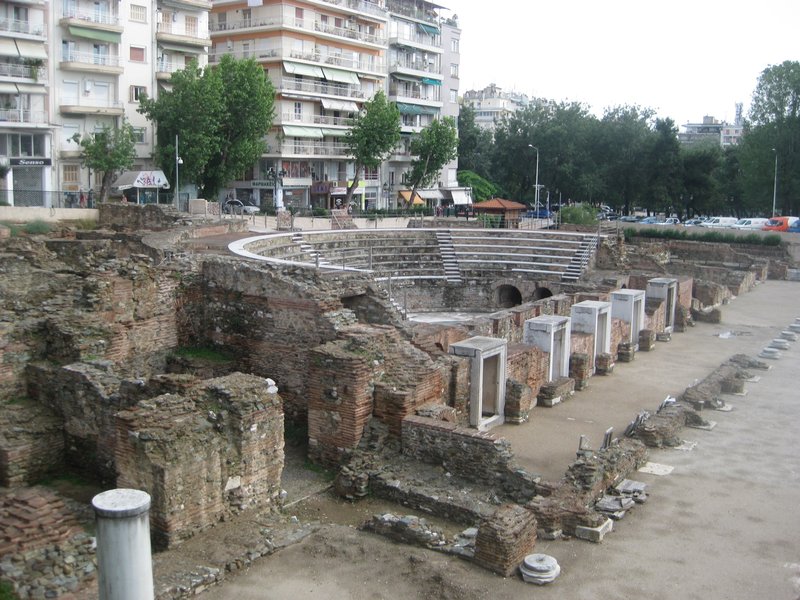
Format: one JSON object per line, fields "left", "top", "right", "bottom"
{"left": 194, "top": 280, "right": 800, "bottom": 600}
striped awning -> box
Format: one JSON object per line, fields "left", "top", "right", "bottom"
{"left": 322, "top": 67, "right": 359, "bottom": 85}
{"left": 282, "top": 125, "right": 323, "bottom": 139}
{"left": 284, "top": 61, "right": 324, "bottom": 78}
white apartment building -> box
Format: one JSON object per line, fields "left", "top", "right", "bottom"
{"left": 462, "top": 83, "right": 528, "bottom": 131}
{"left": 1, "top": 0, "right": 459, "bottom": 210}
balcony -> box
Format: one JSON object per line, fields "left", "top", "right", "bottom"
{"left": 155, "top": 59, "right": 187, "bottom": 79}
{"left": 279, "top": 77, "right": 365, "bottom": 100}
{"left": 386, "top": 0, "right": 438, "bottom": 25}
{"left": 156, "top": 22, "right": 210, "bottom": 48}
{"left": 0, "top": 108, "right": 47, "bottom": 125}
{"left": 279, "top": 141, "right": 351, "bottom": 158}
{"left": 388, "top": 84, "right": 441, "bottom": 105}
{"left": 161, "top": 0, "right": 211, "bottom": 9}
{"left": 59, "top": 97, "right": 124, "bottom": 116}
{"left": 210, "top": 14, "right": 385, "bottom": 47}
{"left": 60, "top": 50, "right": 123, "bottom": 75}
{"left": 209, "top": 47, "right": 385, "bottom": 76}
{"left": 280, "top": 112, "right": 354, "bottom": 127}
{"left": 390, "top": 57, "right": 441, "bottom": 79}
{"left": 60, "top": 7, "right": 122, "bottom": 32}
{"left": 389, "top": 30, "right": 440, "bottom": 51}
{"left": 0, "top": 61, "right": 46, "bottom": 83}
{"left": 318, "top": 0, "right": 388, "bottom": 19}
{"left": 0, "top": 17, "right": 46, "bottom": 39}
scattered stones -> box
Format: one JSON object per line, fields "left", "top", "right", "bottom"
{"left": 574, "top": 518, "right": 613, "bottom": 543}
{"left": 519, "top": 553, "right": 561, "bottom": 585}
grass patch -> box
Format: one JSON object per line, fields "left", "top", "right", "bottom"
{"left": 23, "top": 219, "right": 52, "bottom": 235}
{"left": 303, "top": 459, "right": 335, "bottom": 481}
{"left": 172, "top": 346, "right": 233, "bottom": 362}
{"left": 0, "top": 580, "right": 19, "bottom": 600}
{"left": 0, "top": 221, "right": 21, "bottom": 236}
{"left": 72, "top": 219, "right": 99, "bottom": 230}
{"left": 624, "top": 227, "right": 784, "bottom": 246}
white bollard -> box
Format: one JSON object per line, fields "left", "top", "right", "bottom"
{"left": 92, "top": 489, "right": 154, "bottom": 600}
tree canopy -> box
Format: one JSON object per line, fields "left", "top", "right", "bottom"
{"left": 71, "top": 120, "right": 136, "bottom": 203}
{"left": 343, "top": 90, "right": 400, "bottom": 203}
{"left": 406, "top": 116, "right": 458, "bottom": 205}
{"left": 139, "top": 55, "right": 274, "bottom": 200}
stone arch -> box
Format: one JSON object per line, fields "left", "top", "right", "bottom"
{"left": 532, "top": 287, "right": 553, "bottom": 301}
{"left": 496, "top": 284, "right": 522, "bottom": 309}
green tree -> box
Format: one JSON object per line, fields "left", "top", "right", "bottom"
{"left": 139, "top": 55, "right": 274, "bottom": 200}
{"left": 71, "top": 120, "right": 136, "bottom": 203}
{"left": 680, "top": 143, "right": 723, "bottom": 217}
{"left": 457, "top": 169, "right": 497, "bottom": 201}
{"left": 646, "top": 118, "right": 683, "bottom": 217}
{"left": 406, "top": 117, "right": 458, "bottom": 205}
{"left": 743, "top": 60, "right": 800, "bottom": 215}
{"left": 343, "top": 91, "right": 400, "bottom": 204}
{"left": 457, "top": 104, "right": 493, "bottom": 178}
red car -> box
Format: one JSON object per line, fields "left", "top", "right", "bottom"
{"left": 762, "top": 216, "right": 799, "bottom": 232}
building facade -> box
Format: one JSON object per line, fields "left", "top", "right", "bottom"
{"left": 462, "top": 83, "right": 528, "bottom": 131}
{"left": 678, "top": 109, "right": 743, "bottom": 148}
{"left": 0, "top": 0, "right": 459, "bottom": 210}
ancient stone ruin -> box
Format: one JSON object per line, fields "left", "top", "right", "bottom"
{"left": 0, "top": 205, "right": 794, "bottom": 597}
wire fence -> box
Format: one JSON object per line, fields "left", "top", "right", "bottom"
{"left": 0, "top": 189, "right": 182, "bottom": 209}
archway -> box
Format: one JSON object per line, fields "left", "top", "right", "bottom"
{"left": 496, "top": 284, "right": 522, "bottom": 309}
{"left": 532, "top": 287, "right": 553, "bottom": 301}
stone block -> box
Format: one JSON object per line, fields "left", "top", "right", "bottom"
{"left": 574, "top": 517, "right": 613, "bottom": 543}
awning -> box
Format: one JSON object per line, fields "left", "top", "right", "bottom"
{"left": 320, "top": 98, "right": 359, "bottom": 112}
{"left": 15, "top": 84, "right": 47, "bottom": 94}
{"left": 322, "top": 67, "right": 359, "bottom": 85}
{"left": 450, "top": 190, "right": 471, "bottom": 205}
{"left": 417, "top": 189, "right": 443, "bottom": 200}
{"left": 321, "top": 128, "right": 346, "bottom": 137}
{"left": 14, "top": 40, "right": 48, "bottom": 60}
{"left": 282, "top": 125, "right": 323, "bottom": 138}
{"left": 421, "top": 78, "right": 441, "bottom": 86}
{"left": 159, "top": 42, "right": 203, "bottom": 55}
{"left": 399, "top": 190, "right": 425, "bottom": 205}
{"left": 417, "top": 23, "right": 440, "bottom": 36}
{"left": 113, "top": 170, "right": 170, "bottom": 190}
{"left": 284, "top": 61, "right": 324, "bottom": 78}
{"left": 396, "top": 102, "right": 437, "bottom": 115}
{"left": 0, "top": 38, "right": 17, "bottom": 57}
{"left": 392, "top": 73, "right": 421, "bottom": 83}
{"left": 331, "top": 187, "right": 365, "bottom": 196}
{"left": 68, "top": 26, "right": 121, "bottom": 44}
{"left": 0, "top": 83, "right": 18, "bottom": 94}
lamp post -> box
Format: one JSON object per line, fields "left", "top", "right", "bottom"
{"left": 174, "top": 134, "right": 183, "bottom": 210}
{"left": 772, "top": 148, "right": 778, "bottom": 217}
{"left": 528, "top": 144, "right": 539, "bottom": 211}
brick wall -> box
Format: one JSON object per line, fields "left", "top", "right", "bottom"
{"left": 115, "top": 373, "right": 283, "bottom": 549}
{"left": 0, "top": 401, "right": 64, "bottom": 486}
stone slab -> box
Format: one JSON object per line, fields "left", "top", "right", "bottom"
{"left": 574, "top": 518, "right": 613, "bottom": 543}
{"left": 638, "top": 462, "right": 674, "bottom": 476}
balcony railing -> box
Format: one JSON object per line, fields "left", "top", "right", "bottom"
{"left": 280, "top": 141, "right": 351, "bottom": 156}
{"left": 281, "top": 112, "right": 354, "bottom": 126}
{"left": 157, "top": 22, "right": 208, "bottom": 39}
{"left": 391, "top": 58, "right": 440, "bottom": 75}
{"left": 391, "top": 30, "right": 440, "bottom": 48}
{"left": 0, "top": 62, "right": 45, "bottom": 80}
{"left": 386, "top": 0, "right": 437, "bottom": 24}
{"left": 0, "top": 17, "right": 46, "bottom": 37}
{"left": 389, "top": 84, "right": 440, "bottom": 102}
{"left": 319, "top": 0, "right": 387, "bottom": 19}
{"left": 156, "top": 59, "right": 185, "bottom": 74}
{"left": 279, "top": 77, "right": 365, "bottom": 99}
{"left": 211, "top": 14, "right": 385, "bottom": 45}
{"left": 62, "top": 50, "right": 121, "bottom": 67}
{"left": 60, "top": 96, "right": 123, "bottom": 109}
{"left": 61, "top": 6, "right": 120, "bottom": 26}
{"left": 0, "top": 109, "right": 47, "bottom": 123}
{"left": 209, "top": 47, "right": 385, "bottom": 73}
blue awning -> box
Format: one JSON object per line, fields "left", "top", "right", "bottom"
{"left": 417, "top": 23, "right": 440, "bottom": 36}
{"left": 421, "top": 78, "right": 441, "bottom": 86}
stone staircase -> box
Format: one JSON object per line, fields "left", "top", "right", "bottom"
{"left": 291, "top": 233, "right": 331, "bottom": 267}
{"left": 562, "top": 235, "right": 599, "bottom": 281}
{"left": 435, "top": 230, "right": 462, "bottom": 283}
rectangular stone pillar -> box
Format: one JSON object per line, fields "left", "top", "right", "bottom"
{"left": 449, "top": 336, "right": 507, "bottom": 431}
{"left": 611, "top": 290, "right": 646, "bottom": 349}
{"left": 571, "top": 300, "right": 612, "bottom": 372}
{"left": 523, "top": 316, "right": 571, "bottom": 382}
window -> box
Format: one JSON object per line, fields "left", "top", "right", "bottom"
{"left": 130, "top": 4, "right": 146, "bottom": 22}
{"left": 129, "top": 86, "right": 147, "bottom": 102}
{"left": 63, "top": 165, "right": 80, "bottom": 183}
{"left": 449, "top": 89, "right": 457, "bottom": 103}
{"left": 450, "top": 63, "right": 459, "bottom": 78}
{"left": 130, "top": 46, "right": 145, "bottom": 62}
{"left": 451, "top": 38, "right": 459, "bottom": 53}
{"left": 242, "top": 42, "right": 251, "bottom": 58}
{"left": 295, "top": 7, "right": 303, "bottom": 26}
{"left": 242, "top": 9, "right": 251, "bottom": 27}
{"left": 185, "top": 16, "right": 198, "bottom": 36}
{"left": 294, "top": 102, "right": 302, "bottom": 120}
{"left": 133, "top": 127, "right": 146, "bottom": 144}
{"left": 217, "top": 13, "right": 227, "bottom": 30}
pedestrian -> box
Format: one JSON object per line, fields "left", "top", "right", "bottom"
{"left": 79, "top": 190, "right": 86, "bottom": 208}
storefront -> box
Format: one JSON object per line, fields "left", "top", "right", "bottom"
{"left": 112, "top": 170, "right": 170, "bottom": 204}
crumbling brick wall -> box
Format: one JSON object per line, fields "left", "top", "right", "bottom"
{"left": 0, "top": 400, "right": 63, "bottom": 486}
{"left": 115, "top": 373, "right": 283, "bottom": 549}
{"left": 474, "top": 504, "right": 538, "bottom": 577}
{"left": 610, "top": 318, "right": 631, "bottom": 359}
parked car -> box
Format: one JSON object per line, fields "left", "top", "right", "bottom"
{"left": 684, "top": 218, "right": 704, "bottom": 227}
{"left": 762, "top": 216, "right": 799, "bottom": 232}
{"left": 224, "top": 199, "right": 260, "bottom": 215}
{"left": 699, "top": 216, "right": 738, "bottom": 228}
{"left": 788, "top": 220, "right": 800, "bottom": 233}
{"left": 619, "top": 215, "right": 640, "bottom": 222}
{"left": 639, "top": 216, "right": 659, "bottom": 224}
{"left": 526, "top": 208, "right": 552, "bottom": 219}
{"left": 731, "top": 218, "right": 770, "bottom": 230}
{"left": 656, "top": 217, "right": 681, "bottom": 225}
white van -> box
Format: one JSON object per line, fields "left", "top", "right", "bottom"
{"left": 731, "top": 218, "right": 769, "bottom": 230}
{"left": 699, "top": 216, "right": 738, "bottom": 228}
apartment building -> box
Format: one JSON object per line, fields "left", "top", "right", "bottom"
{"left": 462, "top": 83, "right": 528, "bottom": 131}
{"left": 678, "top": 109, "right": 743, "bottom": 148}
{"left": 1, "top": 0, "right": 459, "bottom": 210}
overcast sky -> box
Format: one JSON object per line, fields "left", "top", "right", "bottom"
{"left": 447, "top": 0, "right": 797, "bottom": 128}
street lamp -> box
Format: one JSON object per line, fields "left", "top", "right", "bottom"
{"left": 772, "top": 148, "right": 778, "bottom": 217}
{"left": 528, "top": 144, "right": 539, "bottom": 211}
{"left": 175, "top": 134, "right": 183, "bottom": 209}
